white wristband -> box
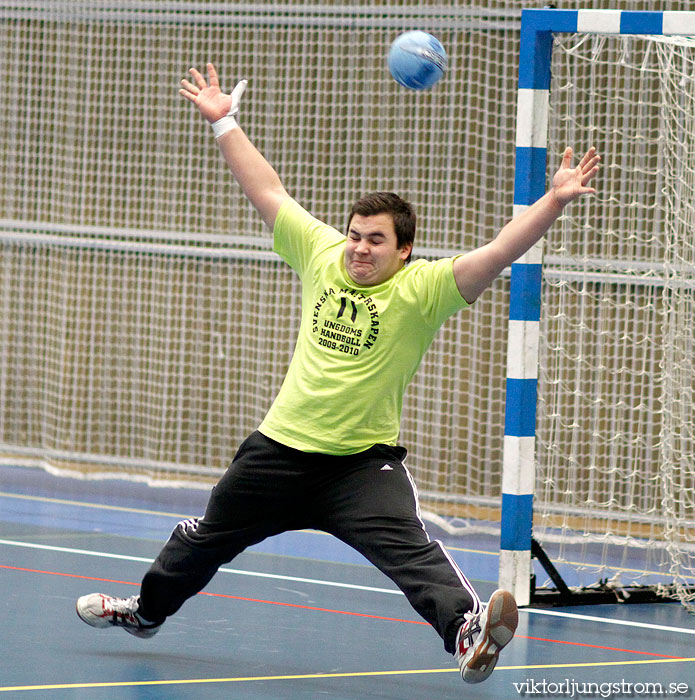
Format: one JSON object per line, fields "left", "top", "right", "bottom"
{"left": 211, "top": 115, "right": 238, "bottom": 139}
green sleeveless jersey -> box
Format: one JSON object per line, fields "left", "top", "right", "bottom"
{"left": 258, "top": 199, "right": 468, "bottom": 454}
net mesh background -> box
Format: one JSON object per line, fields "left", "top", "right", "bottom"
{"left": 0, "top": 3, "right": 519, "bottom": 503}
{"left": 0, "top": 1, "right": 694, "bottom": 604}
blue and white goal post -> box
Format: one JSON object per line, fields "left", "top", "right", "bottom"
{"left": 499, "top": 8, "right": 695, "bottom": 607}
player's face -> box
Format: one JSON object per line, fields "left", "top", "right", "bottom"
{"left": 344, "top": 213, "right": 412, "bottom": 286}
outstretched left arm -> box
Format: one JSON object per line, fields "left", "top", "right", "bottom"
{"left": 453, "top": 147, "right": 600, "bottom": 304}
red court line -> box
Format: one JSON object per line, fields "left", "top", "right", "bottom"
{"left": 0, "top": 564, "right": 683, "bottom": 659}
{"left": 523, "top": 635, "right": 683, "bottom": 659}
{"left": 0, "top": 564, "right": 428, "bottom": 626}
{"left": 200, "top": 589, "right": 430, "bottom": 625}
{"left": 0, "top": 564, "right": 136, "bottom": 588}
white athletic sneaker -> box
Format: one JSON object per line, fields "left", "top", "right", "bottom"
{"left": 455, "top": 589, "right": 518, "bottom": 684}
{"left": 76, "top": 593, "right": 162, "bottom": 639}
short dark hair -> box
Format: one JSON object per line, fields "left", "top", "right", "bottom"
{"left": 346, "top": 192, "right": 416, "bottom": 262}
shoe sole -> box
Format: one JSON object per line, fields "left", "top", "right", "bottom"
{"left": 461, "top": 589, "right": 518, "bottom": 684}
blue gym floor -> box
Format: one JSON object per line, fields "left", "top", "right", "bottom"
{"left": 1, "top": 464, "right": 694, "bottom": 698}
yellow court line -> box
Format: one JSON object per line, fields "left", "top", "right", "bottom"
{"left": 2, "top": 657, "right": 694, "bottom": 693}
{"left": 0, "top": 490, "right": 188, "bottom": 519}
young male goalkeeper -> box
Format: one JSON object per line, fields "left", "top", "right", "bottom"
{"left": 76, "top": 63, "right": 599, "bottom": 685}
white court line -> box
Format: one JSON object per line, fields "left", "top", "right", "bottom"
{"left": 521, "top": 606, "right": 695, "bottom": 635}
{"left": 2, "top": 537, "right": 695, "bottom": 636}
{"left": 0, "top": 538, "right": 402, "bottom": 595}
{"left": 5, "top": 491, "right": 694, "bottom": 581}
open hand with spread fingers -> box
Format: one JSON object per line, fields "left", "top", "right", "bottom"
{"left": 550, "top": 146, "right": 600, "bottom": 207}
{"left": 179, "top": 62, "right": 247, "bottom": 128}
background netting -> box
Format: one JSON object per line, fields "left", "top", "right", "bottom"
{"left": 0, "top": 1, "right": 693, "bottom": 608}
{"left": 0, "top": 3, "right": 519, "bottom": 507}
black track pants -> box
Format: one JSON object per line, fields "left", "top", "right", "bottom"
{"left": 139, "top": 431, "right": 481, "bottom": 653}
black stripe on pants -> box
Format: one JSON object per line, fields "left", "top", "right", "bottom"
{"left": 139, "top": 431, "right": 480, "bottom": 653}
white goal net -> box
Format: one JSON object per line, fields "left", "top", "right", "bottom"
{"left": 534, "top": 31, "right": 695, "bottom": 609}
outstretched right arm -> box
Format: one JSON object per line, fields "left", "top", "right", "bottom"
{"left": 180, "top": 63, "right": 291, "bottom": 230}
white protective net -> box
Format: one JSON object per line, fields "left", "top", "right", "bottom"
{"left": 534, "top": 32, "right": 695, "bottom": 608}
{"left": 0, "top": 3, "right": 520, "bottom": 511}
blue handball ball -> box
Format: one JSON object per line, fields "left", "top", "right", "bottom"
{"left": 388, "top": 31, "right": 447, "bottom": 90}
